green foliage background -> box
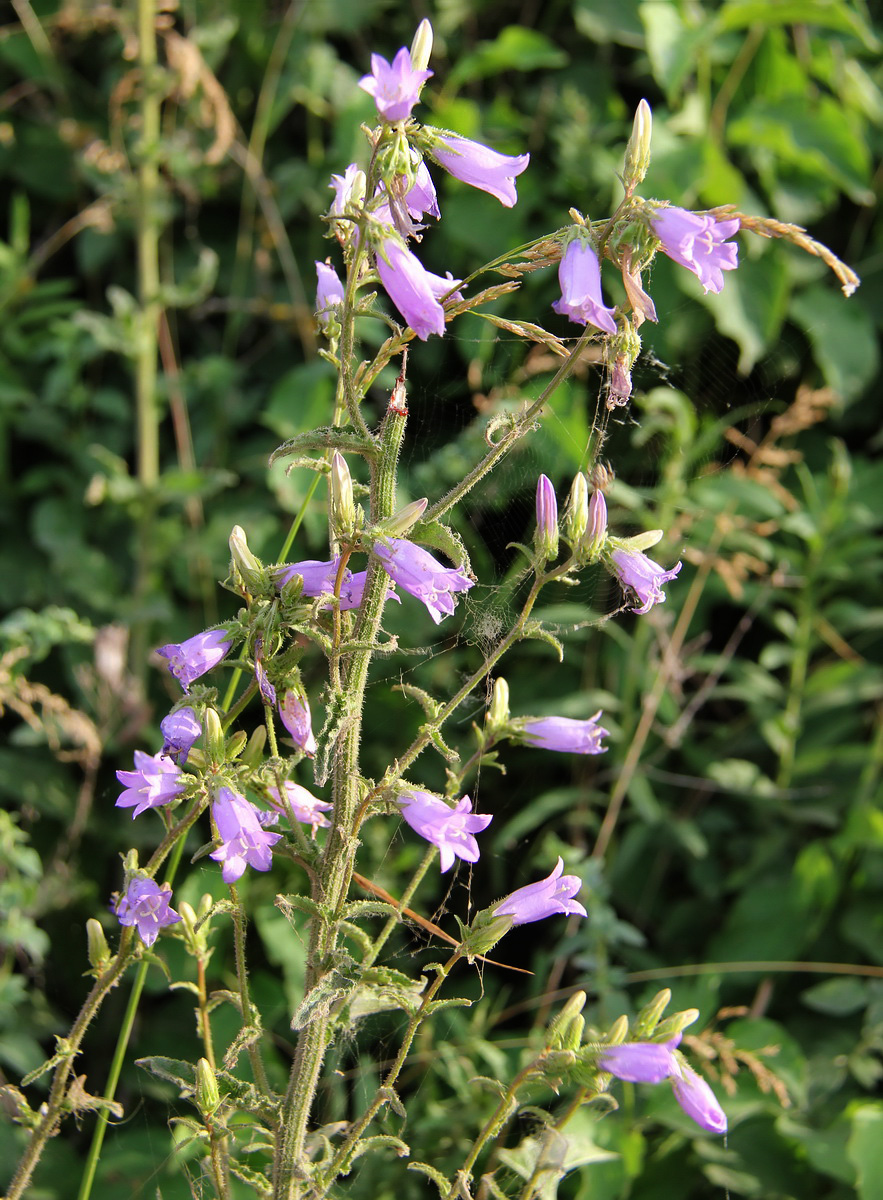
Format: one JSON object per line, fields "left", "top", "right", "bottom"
{"left": 1, "top": 0, "right": 881, "bottom": 1197}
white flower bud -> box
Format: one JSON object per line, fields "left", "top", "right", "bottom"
{"left": 410, "top": 19, "right": 434, "bottom": 73}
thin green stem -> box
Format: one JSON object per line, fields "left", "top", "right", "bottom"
{"left": 359, "top": 847, "right": 437, "bottom": 972}
{"left": 228, "top": 882, "right": 269, "bottom": 1095}
{"left": 445, "top": 1059, "right": 539, "bottom": 1200}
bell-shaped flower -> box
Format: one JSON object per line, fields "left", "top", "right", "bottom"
{"left": 336, "top": 569, "right": 401, "bottom": 611}
{"left": 375, "top": 236, "right": 450, "bottom": 340}
{"left": 116, "top": 750, "right": 186, "bottom": 819}
{"left": 650, "top": 206, "right": 739, "bottom": 295}
{"left": 398, "top": 790, "right": 492, "bottom": 872}
{"left": 268, "top": 781, "right": 332, "bottom": 838}
{"left": 521, "top": 712, "right": 609, "bottom": 755}
{"left": 553, "top": 236, "right": 617, "bottom": 333}
{"left": 359, "top": 47, "right": 432, "bottom": 123}
{"left": 159, "top": 707, "right": 202, "bottom": 765}
{"left": 275, "top": 557, "right": 347, "bottom": 597}
{"left": 672, "top": 1065, "right": 728, "bottom": 1133}
{"left": 278, "top": 690, "right": 317, "bottom": 756}
{"left": 115, "top": 876, "right": 181, "bottom": 947}
{"left": 599, "top": 1040, "right": 679, "bottom": 1084}
{"left": 373, "top": 536, "right": 473, "bottom": 623}
{"left": 209, "top": 787, "right": 283, "bottom": 884}
{"left": 315, "top": 260, "right": 345, "bottom": 331}
{"left": 427, "top": 130, "right": 529, "bottom": 207}
{"left": 156, "top": 629, "right": 232, "bottom": 690}
{"left": 493, "top": 858, "right": 587, "bottom": 925}
{"left": 609, "top": 546, "right": 681, "bottom": 615}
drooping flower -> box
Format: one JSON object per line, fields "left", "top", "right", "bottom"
{"left": 116, "top": 750, "right": 186, "bottom": 819}
{"left": 329, "top": 164, "right": 366, "bottom": 216}
{"left": 672, "top": 1065, "right": 728, "bottom": 1134}
{"left": 521, "top": 712, "right": 609, "bottom": 755}
{"left": 115, "top": 877, "right": 181, "bottom": 947}
{"left": 373, "top": 537, "right": 473, "bottom": 623}
{"left": 278, "top": 690, "right": 317, "bottom": 757}
{"left": 609, "top": 547, "right": 681, "bottom": 615}
{"left": 406, "top": 160, "right": 440, "bottom": 221}
{"left": 375, "top": 236, "right": 448, "bottom": 340}
{"left": 160, "top": 707, "right": 202, "bottom": 765}
{"left": 209, "top": 787, "right": 283, "bottom": 884}
{"left": 268, "top": 781, "right": 332, "bottom": 837}
{"left": 275, "top": 558, "right": 347, "bottom": 597}
{"left": 650, "top": 206, "right": 739, "bottom": 295}
{"left": 552, "top": 237, "right": 618, "bottom": 333}
{"left": 599, "top": 1040, "right": 679, "bottom": 1084}
{"left": 315, "top": 260, "right": 345, "bottom": 330}
{"left": 398, "top": 790, "right": 492, "bottom": 872}
{"left": 156, "top": 629, "right": 232, "bottom": 690}
{"left": 535, "top": 474, "right": 559, "bottom": 560}
{"left": 493, "top": 858, "right": 587, "bottom": 925}
{"left": 359, "top": 47, "right": 432, "bottom": 123}
{"left": 427, "top": 131, "right": 529, "bottom": 207}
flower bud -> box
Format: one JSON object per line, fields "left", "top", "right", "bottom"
{"left": 228, "top": 525, "right": 266, "bottom": 595}
{"left": 548, "top": 990, "right": 587, "bottom": 1051}
{"left": 583, "top": 491, "right": 608, "bottom": 561}
{"left": 623, "top": 99, "right": 652, "bottom": 192}
{"left": 196, "top": 1057, "right": 221, "bottom": 1117}
{"left": 410, "top": 19, "right": 434, "bottom": 73}
{"left": 330, "top": 452, "right": 356, "bottom": 537}
{"left": 380, "top": 497, "right": 428, "bottom": 537}
{"left": 654, "top": 1008, "right": 700, "bottom": 1040}
{"left": 534, "top": 474, "right": 559, "bottom": 561}
{"left": 203, "top": 708, "right": 225, "bottom": 765}
{"left": 225, "top": 730, "right": 248, "bottom": 761}
{"left": 86, "top": 918, "right": 111, "bottom": 972}
{"left": 564, "top": 472, "right": 589, "bottom": 546}
{"left": 616, "top": 528, "right": 663, "bottom": 553}
{"left": 604, "top": 1014, "right": 629, "bottom": 1046}
{"left": 487, "top": 677, "right": 510, "bottom": 728}
{"left": 632, "top": 987, "right": 671, "bottom": 1038}
{"left": 240, "top": 724, "right": 267, "bottom": 768}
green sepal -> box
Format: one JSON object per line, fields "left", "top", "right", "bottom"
{"left": 269, "top": 427, "right": 378, "bottom": 466}
{"left": 407, "top": 1161, "right": 453, "bottom": 1197}
{"left": 522, "top": 621, "right": 564, "bottom": 662}
{"left": 410, "top": 519, "right": 472, "bottom": 574}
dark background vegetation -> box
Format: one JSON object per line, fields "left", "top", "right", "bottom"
{"left": 1, "top": 0, "right": 882, "bottom": 1196}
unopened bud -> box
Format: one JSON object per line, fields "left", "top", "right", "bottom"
{"left": 583, "top": 491, "right": 608, "bottom": 561}
{"left": 86, "top": 918, "right": 111, "bottom": 971}
{"left": 381, "top": 497, "right": 428, "bottom": 537}
{"left": 196, "top": 1057, "right": 221, "bottom": 1117}
{"left": 534, "top": 474, "right": 559, "bottom": 562}
{"left": 240, "top": 724, "right": 267, "bottom": 768}
{"left": 564, "top": 472, "right": 589, "bottom": 546}
{"left": 225, "top": 730, "right": 248, "bottom": 761}
{"left": 229, "top": 525, "right": 262, "bottom": 582}
{"left": 330, "top": 453, "right": 356, "bottom": 537}
{"left": 487, "top": 677, "right": 510, "bottom": 727}
{"left": 623, "top": 99, "right": 652, "bottom": 192}
{"left": 410, "top": 19, "right": 434, "bottom": 74}
{"left": 618, "top": 528, "right": 663, "bottom": 553}
{"left": 633, "top": 988, "right": 672, "bottom": 1037}
{"left": 549, "top": 990, "right": 587, "bottom": 1051}
{"left": 654, "top": 1008, "right": 700, "bottom": 1040}
{"left": 203, "top": 708, "right": 225, "bottom": 765}
{"left": 604, "top": 1014, "right": 629, "bottom": 1046}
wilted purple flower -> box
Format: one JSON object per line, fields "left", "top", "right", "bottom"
{"left": 376, "top": 237, "right": 447, "bottom": 340}
{"left": 315, "top": 260, "right": 345, "bottom": 330}
{"left": 552, "top": 238, "right": 618, "bottom": 334}
{"left": 609, "top": 547, "right": 681, "bottom": 615}
{"left": 252, "top": 637, "right": 277, "bottom": 707}
{"left": 650, "top": 206, "right": 739, "bottom": 295}
{"left": 599, "top": 1040, "right": 679, "bottom": 1084}
{"left": 535, "top": 474, "right": 559, "bottom": 559}
{"left": 210, "top": 787, "right": 283, "bottom": 884}
{"left": 115, "top": 877, "right": 181, "bottom": 947}
{"left": 672, "top": 1065, "right": 728, "bottom": 1134}
{"left": 275, "top": 558, "right": 347, "bottom": 597}
{"left": 160, "top": 707, "right": 202, "bottom": 765}
{"left": 522, "top": 712, "right": 609, "bottom": 755}
{"left": 359, "top": 47, "right": 432, "bottom": 123}
{"left": 493, "top": 858, "right": 587, "bottom": 925}
{"left": 116, "top": 750, "right": 186, "bottom": 819}
{"left": 329, "top": 164, "right": 365, "bottom": 216}
{"left": 398, "top": 790, "right": 492, "bottom": 872}
{"left": 429, "top": 132, "right": 529, "bottom": 207}
{"left": 373, "top": 537, "right": 473, "bottom": 623}
{"left": 156, "top": 629, "right": 232, "bottom": 690}
{"left": 268, "top": 781, "right": 333, "bottom": 837}
{"left": 278, "top": 690, "right": 317, "bottom": 756}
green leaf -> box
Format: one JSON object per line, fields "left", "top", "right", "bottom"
{"left": 573, "top": 0, "right": 645, "bottom": 47}
{"left": 789, "top": 287, "right": 879, "bottom": 402}
{"left": 848, "top": 1103, "right": 883, "bottom": 1200}
{"left": 697, "top": 250, "right": 790, "bottom": 373}
{"left": 717, "top": 0, "right": 879, "bottom": 49}
{"left": 640, "top": 3, "right": 708, "bottom": 101}
{"left": 801, "top": 977, "right": 869, "bottom": 1016}
{"left": 446, "top": 26, "right": 567, "bottom": 90}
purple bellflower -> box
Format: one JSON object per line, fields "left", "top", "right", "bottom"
{"left": 315, "top": 260, "right": 345, "bottom": 330}
{"left": 116, "top": 750, "right": 186, "bottom": 819}
{"left": 398, "top": 790, "right": 492, "bottom": 872}
{"left": 522, "top": 712, "right": 609, "bottom": 755}
{"left": 209, "top": 787, "right": 283, "bottom": 884}
{"left": 337, "top": 569, "right": 401, "bottom": 611}
{"left": 650, "top": 206, "right": 739, "bottom": 295}
{"left": 429, "top": 132, "right": 529, "bottom": 207}
{"left": 375, "top": 237, "right": 449, "bottom": 340}
{"left": 493, "top": 858, "right": 587, "bottom": 925}
{"left": 278, "top": 690, "right": 317, "bottom": 757}
{"left": 672, "top": 1065, "right": 728, "bottom": 1134}
{"left": 330, "top": 164, "right": 364, "bottom": 216}
{"left": 373, "top": 537, "right": 473, "bottom": 623}
{"left": 160, "top": 707, "right": 202, "bottom": 765}
{"left": 157, "top": 629, "right": 232, "bottom": 690}
{"left": 268, "top": 781, "right": 332, "bottom": 837}
{"left": 359, "top": 47, "right": 432, "bottom": 123}
{"left": 276, "top": 558, "right": 346, "bottom": 597}
{"left": 599, "top": 1040, "right": 679, "bottom": 1084}
{"left": 552, "top": 237, "right": 618, "bottom": 333}
{"left": 115, "top": 876, "right": 181, "bottom": 947}
{"left": 609, "top": 546, "right": 682, "bottom": 615}
{"left": 406, "top": 160, "right": 440, "bottom": 221}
